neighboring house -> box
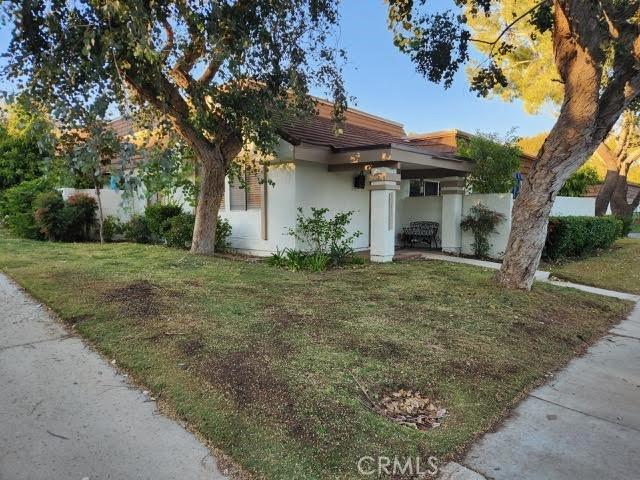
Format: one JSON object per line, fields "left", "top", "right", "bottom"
{"left": 65, "top": 99, "right": 595, "bottom": 260}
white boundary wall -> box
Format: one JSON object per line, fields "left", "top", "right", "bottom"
{"left": 551, "top": 196, "right": 596, "bottom": 216}
{"left": 59, "top": 188, "right": 146, "bottom": 222}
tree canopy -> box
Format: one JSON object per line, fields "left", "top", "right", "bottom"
{"left": 458, "top": 132, "right": 521, "bottom": 194}
{"left": 2, "top": 0, "right": 347, "bottom": 253}
{"left": 464, "top": 0, "right": 562, "bottom": 114}
{"left": 0, "top": 100, "right": 53, "bottom": 191}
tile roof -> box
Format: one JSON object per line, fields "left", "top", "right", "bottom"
{"left": 280, "top": 114, "right": 408, "bottom": 150}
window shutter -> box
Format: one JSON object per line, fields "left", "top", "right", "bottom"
{"left": 246, "top": 172, "right": 262, "bottom": 209}
{"left": 229, "top": 178, "right": 246, "bottom": 211}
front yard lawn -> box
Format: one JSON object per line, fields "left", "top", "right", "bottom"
{"left": 0, "top": 236, "right": 632, "bottom": 479}
{"left": 544, "top": 238, "right": 640, "bottom": 295}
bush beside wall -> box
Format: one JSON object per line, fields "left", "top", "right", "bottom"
{"left": 0, "top": 178, "right": 52, "bottom": 239}
{"left": 544, "top": 216, "right": 623, "bottom": 260}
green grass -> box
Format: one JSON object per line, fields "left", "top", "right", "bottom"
{"left": 0, "top": 235, "right": 632, "bottom": 479}
{"left": 543, "top": 238, "right": 640, "bottom": 295}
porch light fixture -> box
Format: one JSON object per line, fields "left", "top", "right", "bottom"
{"left": 354, "top": 171, "right": 366, "bottom": 189}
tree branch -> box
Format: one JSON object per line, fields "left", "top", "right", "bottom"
{"left": 198, "top": 56, "right": 223, "bottom": 84}
{"left": 161, "top": 20, "right": 174, "bottom": 60}
{"left": 469, "top": 0, "right": 551, "bottom": 56}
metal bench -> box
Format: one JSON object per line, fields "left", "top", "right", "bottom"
{"left": 401, "top": 221, "right": 439, "bottom": 249}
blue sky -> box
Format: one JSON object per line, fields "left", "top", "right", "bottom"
{"left": 0, "top": 1, "right": 556, "bottom": 138}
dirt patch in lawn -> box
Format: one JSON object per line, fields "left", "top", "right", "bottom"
{"left": 180, "top": 337, "right": 205, "bottom": 357}
{"left": 200, "top": 347, "right": 295, "bottom": 407}
{"left": 103, "top": 280, "right": 174, "bottom": 319}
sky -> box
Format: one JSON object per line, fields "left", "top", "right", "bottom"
{"left": 0, "top": 1, "right": 557, "bottom": 139}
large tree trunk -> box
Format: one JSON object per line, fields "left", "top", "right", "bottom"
{"left": 595, "top": 171, "right": 619, "bottom": 216}
{"left": 190, "top": 147, "right": 226, "bottom": 254}
{"left": 497, "top": 126, "right": 595, "bottom": 289}
{"left": 594, "top": 144, "right": 620, "bottom": 216}
{"left": 611, "top": 163, "right": 635, "bottom": 217}
{"left": 496, "top": 1, "right": 608, "bottom": 290}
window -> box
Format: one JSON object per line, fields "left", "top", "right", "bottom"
{"left": 229, "top": 171, "right": 264, "bottom": 211}
{"left": 408, "top": 179, "right": 439, "bottom": 197}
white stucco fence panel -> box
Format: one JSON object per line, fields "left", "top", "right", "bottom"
{"left": 551, "top": 196, "right": 595, "bottom": 216}
{"left": 59, "top": 188, "right": 146, "bottom": 222}
{"left": 461, "top": 193, "right": 513, "bottom": 259}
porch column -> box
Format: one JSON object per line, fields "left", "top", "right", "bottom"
{"left": 368, "top": 167, "right": 400, "bottom": 262}
{"left": 440, "top": 176, "right": 465, "bottom": 255}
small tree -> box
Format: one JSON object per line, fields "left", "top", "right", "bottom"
{"left": 458, "top": 132, "right": 521, "bottom": 193}
{"left": 460, "top": 203, "right": 506, "bottom": 259}
{"left": 58, "top": 106, "right": 132, "bottom": 244}
{"left": 559, "top": 166, "right": 600, "bottom": 197}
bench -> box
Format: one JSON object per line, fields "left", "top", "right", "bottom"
{"left": 401, "top": 221, "right": 439, "bottom": 249}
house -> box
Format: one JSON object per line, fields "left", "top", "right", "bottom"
{"left": 215, "top": 100, "right": 528, "bottom": 260}
{"left": 64, "top": 99, "right": 596, "bottom": 260}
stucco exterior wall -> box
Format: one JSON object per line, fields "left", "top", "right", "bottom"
{"left": 219, "top": 164, "right": 297, "bottom": 255}
{"left": 293, "top": 161, "right": 371, "bottom": 251}
{"left": 395, "top": 180, "right": 443, "bottom": 244}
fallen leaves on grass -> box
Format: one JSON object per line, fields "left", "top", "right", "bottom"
{"left": 376, "top": 389, "right": 447, "bottom": 430}
{"left": 352, "top": 374, "right": 447, "bottom": 430}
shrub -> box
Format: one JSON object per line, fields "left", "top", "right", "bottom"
{"left": 102, "top": 216, "right": 124, "bottom": 242}
{"left": 144, "top": 203, "right": 184, "bottom": 241}
{"left": 460, "top": 203, "right": 505, "bottom": 259}
{"left": 65, "top": 193, "right": 97, "bottom": 241}
{"left": 33, "top": 191, "right": 67, "bottom": 241}
{"left": 124, "top": 215, "right": 154, "bottom": 243}
{"left": 0, "top": 178, "right": 52, "bottom": 239}
{"left": 287, "top": 207, "right": 361, "bottom": 266}
{"left": 165, "top": 213, "right": 195, "bottom": 249}
{"left": 215, "top": 216, "right": 232, "bottom": 251}
{"left": 544, "top": 216, "right": 623, "bottom": 260}
{"left": 615, "top": 215, "right": 633, "bottom": 237}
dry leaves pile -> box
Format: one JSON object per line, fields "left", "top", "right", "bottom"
{"left": 375, "top": 389, "right": 447, "bottom": 430}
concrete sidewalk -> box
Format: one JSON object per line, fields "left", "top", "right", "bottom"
{"left": 0, "top": 274, "right": 226, "bottom": 480}
{"left": 441, "top": 303, "right": 640, "bottom": 480}
{"left": 416, "top": 251, "right": 640, "bottom": 301}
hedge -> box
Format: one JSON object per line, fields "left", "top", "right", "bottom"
{"left": 544, "top": 216, "right": 624, "bottom": 260}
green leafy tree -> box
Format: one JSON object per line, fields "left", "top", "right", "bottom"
{"left": 558, "top": 165, "right": 600, "bottom": 197}
{"left": 3, "top": 1, "right": 346, "bottom": 254}
{"left": 389, "top": 0, "right": 640, "bottom": 290}
{"left": 458, "top": 132, "right": 521, "bottom": 193}
{"left": 0, "top": 100, "right": 54, "bottom": 191}
{"left": 57, "top": 104, "right": 129, "bottom": 243}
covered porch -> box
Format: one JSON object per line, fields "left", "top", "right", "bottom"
{"left": 326, "top": 143, "right": 475, "bottom": 262}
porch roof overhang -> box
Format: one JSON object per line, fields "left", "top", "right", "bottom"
{"left": 325, "top": 142, "right": 475, "bottom": 179}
